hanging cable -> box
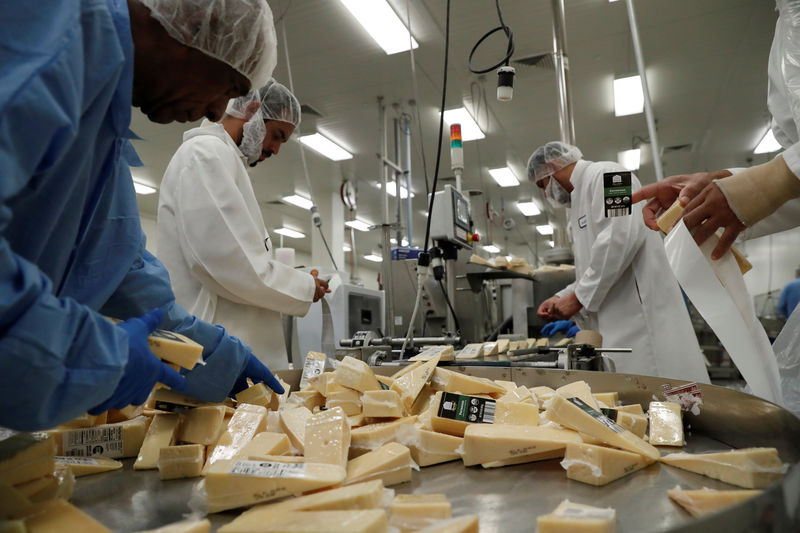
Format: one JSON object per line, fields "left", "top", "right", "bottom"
{"left": 468, "top": 0, "right": 514, "bottom": 74}
{"left": 280, "top": 19, "right": 338, "bottom": 270}
{"left": 405, "top": 0, "right": 431, "bottom": 197}
{"left": 438, "top": 279, "right": 461, "bottom": 334}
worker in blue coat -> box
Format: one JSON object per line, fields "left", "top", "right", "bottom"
{"left": 0, "top": 0, "right": 283, "bottom": 431}
{"left": 779, "top": 269, "right": 800, "bottom": 319}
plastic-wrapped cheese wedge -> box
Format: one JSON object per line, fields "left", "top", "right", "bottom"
{"left": 204, "top": 458, "right": 346, "bottom": 513}
{"left": 335, "top": 356, "right": 381, "bottom": 392}
{"left": 406, "top": 427, "right": 463, "bottom": 467}
{"left": 205, "top": 404, "right": 268, "bottom": 472}
{"left": 480, "top": 448, "right": 565, "bottom": 468}
{"left": 134, "top": 414, "right": 180, "bottom": 470}
{"left": 133, "top": 518, "right": 211, "bottom": 533}
{"left": 349, "top": 417, "right": 417, "bottom": 457}
{"left": 0, "top": 481, "right": 34, "bottom": 519}
{"left": 178, "top": 406, "right": 227, "bottom": 446}
{"left": 414, "top": 515, "right": 479, "bottom": 533}
{"left": 561, "top": 442, "right": 654, "bottom": 486}
{"left": 545, "top": 394, "right": 660, "bottom": 461}
{"left": 430, "top": 392, "right": 496, "bottom": 437}
{"left": 431, "top": 368, "right": 507, "bottom": 396}
{"left": 389, "top": 494, "right": 452, "bottom": 532}
{"left": 47, "top": 416, "right": 148, "bottom": 459}
{"left": 455, "top": 344, "right": 484, "bottom": 360}
{"left": 410, "top": 345, "right": 455, "bottom": 362}
{"left": 106, "top": 318, "right": 204, "bottom": 371}
{"left": 54, "top": 456, "right": 122, "bottom": 477}
{"left": 648, "top": 402, "right": 684, "bottom": 446}
{"left": 325, "top": 389, "right": 362, "bottom": 416}
{"left": 361, "top": 390, "right": 403, "bottom": 418}
{"left": 601, "top": 409, "right": 648, "bottom": 439}
{"left": 659, "top": 448, "right": 786, "bottom": 489}
{"left": 391, "top": 356, "right": 441, "bottom": 411}
{"left": 287, "top": 391, "right": 325, "bottom": 411}
{"left": 344, "top": 442, "right": 412, "bottom": 487}
{"left": 157, "top": 445, "right": 204, "bottom": 480}
{"left": 461, "top": 424, "right": 581, "bottom": 466}
{"left": 530, "top": 386, "right": 555, "bottom": 405}
{"left": 218, "top": 510, "right": 387, "bottom": 533}
{"left": 234, "top": 432, "right": 291, "bottom": 460}
{"left": 537, "top": 500, "right": 615, "bottom": 533}
{"left": 305, "top": 407, "right": 351, "bottom": 469}
{"left": 278, "top": 406, "right": 312, "bottom": 454}
{"left": 494, "top": 401, "right": 539, "bottom": 426}
{"left": 224, "top": 479, "right": 384, "bottom": 528}
{"left": 667, "top": 486, "right": 761, "bottom": 517}
{"left": 0, "top": 432, "right": 55, "bottom": 486}
{"left": 235, "top": 383, "right": 274, "bottom": 408}
{"left": 616, "top": 404, "right": 644, "bottom": 415}
{"left": 593, "top": 393, "right": 619, "bottom": 406}
{"left": 20, "top": 499, "right": 110, "bottom": 532}
{"left": 555, "top": 381, "right": 601, "bottom": 410}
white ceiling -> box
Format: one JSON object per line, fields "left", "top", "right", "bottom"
{"left": 132, "top": 0, "right": 777, "bottom": 268}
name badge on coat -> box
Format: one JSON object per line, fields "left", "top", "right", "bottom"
{"left": 578, "top": 215, "right": 588, "bottom": 229}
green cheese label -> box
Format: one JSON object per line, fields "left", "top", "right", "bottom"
{"left": 568, "top": 397, "right": 625, "bottom": 433}
{"left": 603, "top": 171, "right": 632, "bottom": 218}
{"left": 437, "top": 392, "right": 496, "bottom": 424}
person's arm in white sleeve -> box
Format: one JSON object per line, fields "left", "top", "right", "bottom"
{"left": 573, "top": 172, "right": 646, "bottom": 313}
{"left": 556, "top": 281, "right": 577, "bottom": 298}
{"left": 173, "top": 138, "right": 315, "bottom": 316}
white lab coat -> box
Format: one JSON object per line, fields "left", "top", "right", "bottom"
{"left": 557, "top": 160, "right": 710, "bottom": 383}
{"left": 157, "top": 120, "right": 315, "bottom": 369}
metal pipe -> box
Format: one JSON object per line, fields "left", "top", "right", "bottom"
{"left": 446, "top": 260, "right": 457, "bottom": 334}
{"left": 624, "top": 0, "right": 664, "bottom": 181}
{"left": 378, "top": 97, "right": 394, "bottom": 336}
{"left": 454, "top": 169, "right": 462, "bottom": 193}
{"left": 382, "top": 158, "right": 403, "bottom": 173}
{"left": 403, "top": 116, "right": 413, "bottom": 247}
{"left": 550, "top": 0, "right": 575, "bottom": 144}
{"left": 340, "top": 336, "right": 464, "bottom": 347}
{"left": 378, "top": 97, "right": 389, "bottom": 224}
{"left": 394, "top": 118, "right": 403, "bottom": 245}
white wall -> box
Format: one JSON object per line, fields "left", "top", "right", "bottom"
{"left": 742, "top": 226, "right": 800, "bottom": 298}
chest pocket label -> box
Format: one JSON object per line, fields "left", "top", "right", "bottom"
{"left": 578, "top": 215, "right": 588, "bottom": 229}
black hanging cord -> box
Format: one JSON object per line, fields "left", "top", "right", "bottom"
{"left": 438, "top": 279, "right": 461, "bottom": 334}
{"left": 468, "top": 0, "right": 514, "bottom": 74}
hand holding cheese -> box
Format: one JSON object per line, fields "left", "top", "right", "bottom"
{"left": 90, "top": 309, "right": 187, "bottom": 414}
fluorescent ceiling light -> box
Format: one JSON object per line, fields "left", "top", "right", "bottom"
{"left": 364, "top": 254, "right": 383, "bottom": 262}
{"left": 442, "top": 108, "right": 485, "bottom": 141}
{"left": 614, "top": 75, "right": 643, "bottom": 117}
{"left": 517, "top": 201, "right": 541, "bottom": 217}
{"left": 133, "top": 181, "right": 156, "bottom": 195}
{"left": 340, "top": 0, "right": 418, "bottom": 55}
{"left": 618, "top": 148, "right": 641, "bottom": 171}
{"left": 281, "top": 194, "right": 313, "bottom": 210}
{"left": 376, "top": 181, "right": 415, "bottom": 198}
{"left": 488, "top": 167, "right": 520, "bottom": 188}
{"left": 547, "top": 240, "right": 554, "bottom": 247}
{"left": 343, "top": 243, "right": 352, "bottom": 252}
{"left": 536, "top": 224, "right": 554, "bottom": 236}
{"left": 482, "top": 244, "right": 501, "bottom": 254}
{"left": 754, "top": 129, "right": 782, "bottom": 154}
{"left": 273, "top": 227, "right": 305, "bottom": 239}
{"left": 345, "top": 219, "right": 372, "bottom": 232}
{"left": 299, "top": 133, "right": 352, "bottom": 161}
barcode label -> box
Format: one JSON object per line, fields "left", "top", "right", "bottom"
{"left": 63, "top": 426, "right": 124, "bottom": 458}
{"left": 567, "top": 397, "right": 625, "bottom": 434}
{"left": 55, "top": 456, "right": 99, "bottom": 466}
{"left": 606, "top": 207, "right": 630, "bottom": 217}
{"left": 483, "top": 401, "right": 496, "bottom": 423}
{"left": 230, "top": 460, "right": 307, "bottom": 479}
{"left": 300, "top": 356, "right": 326, "bottom": 389}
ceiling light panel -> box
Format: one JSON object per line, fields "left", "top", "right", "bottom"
{"left": 340, "top": 0, "right": 418, "bottom": 55}
{"left": 299, "top": 133, "right": 352, "bottom": 161}
{"left": 488, "top": 167, "right": 520, "bottom": 188}
{"left": 442, "top": 108, "right": 485, "bottom": 141}
{"left": 614, "top": 75, "right": 643, "bottom": 117}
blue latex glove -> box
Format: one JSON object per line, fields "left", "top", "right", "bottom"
{"left": 567, "top": 324, "right": 580, "bottom": 337}
{"left": 89, "top": 309, "right": 187, "bottom": 414}
{"left": 541, "top": 320, "right": 574, "bottom": 337}
{"left": 229, "top": 354, "right": 285, "bottom": 398}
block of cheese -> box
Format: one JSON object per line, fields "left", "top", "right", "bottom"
{"left": 499, "top": 386, "right": 536, "bottom": 405}
{"left": 407, "top": 427, "right": 463, "bottom": 467}
{"left": 287, "top": 391, "right": 326, "bottom": 412}
{"left": 430, "top": 392, "right": 496, "bottom": 437}
{"left": 376, "top": 375, "right": 394, "bottom": 390}
{"left": 555, "top": 381, "right": 601, "bottom": 411}
{"left": 349, "top": 417, "right": 417, "bottom": 457}
{"left": 545, "top": 394, "right": 660, "bottom": 461}
{"left": 389, "top": 494, "right": 451, "bottom": 531}
{"left": 300, "top": 351, "right": 327, "bottom": 390}
{"left": 667, "top": 486, "right": 761, "bottom": 517}
{"left": 0, "top": 432, "right": 55, "bottom": 486}
{"left": 530, "top": 386, "right": 556, "bottom": 405}
{"left": 60, "top": 412, "right": 108, "bottom": 429}
{"left": 145, "top": 328, "right": 203, "bottom": 370}
{"left": 348, "top": 414, "right": 366, "bottom": 429}
{"left": 216, "top": 510, "right": 386, "bottom": 533}
{"left": 493, "top": 401, "right": 539, "bottom": 426}
{"left": 431, "top": 368, "right": 507, "bottom": 396}
{"left": 537, "top": 500, "right": 615, "bottom": 533}
{"left": 495, "top": 339, "right": 510, "bottom": 353}
{"left": 462, "top": 424, "right": 581, "bottom": 466}
{"left": 390, "top": 361, "right": 422, "bottom": 381}
{"left": 157, "top": 444, "right": 204, "bottom": 480}
{"left": 601, "top": 409, "right": 648, "bottom": 439}
{"left": 178, "top": 406, "right": 227, "bottom": 446}
{"left": 134, "top": 414, "right": 180, "bottom": 470}
{"left": 14, "top": 475, "right": 57, "bottom": 501}
{"left": 204, "top": 458, "right": 346, "bottom": 513}
{"left": 660, "top": 448, "right": 786, "bottom": 489}
{"left": 52, "top": 463, "right": 74, "bottom": 501}
{"left": 455, "top": 344, "right": 484, "bottom": 360}
{"left": 0, "top": 481, "right": 33, "bottom": 519}
{"left": 305, "top": 407, "right": 351, "bottom": 469}
{"left": 616, "top": 404, "right": 644, "bottom": 415}
{"left": 279, "top": 406, "right": 313, "bottom": 454}
{"left": 493, "top": 380, "right": 517, "bottom": 392}
{"left": 133, "top": 519, "right": 211, "bottom": 533}
{"left": 325, "top": 389, "right": 362, "bottom": 416}
{"left": 21, "top": 499, "right": 111, "bottom": 533}
{"left": 414, "top": 516, "right": 479, "bottom": 533}
{"left": 561, "top": 442, "right": 654, "bottom": 486}
{"left": 482, "top": 342, "right": 499, "bottom": 356}
{"left": 236, "top": 383, "right": 274, "bottom": 408}
{"left": 344, "top": 442, "right": 411, "bottom": 487}
{"left": 54, "top": 456, "right": 121, "bottom": 477}
{"left": 224, "top": 480, "right": 384, "bottom": 528}
{"left": 480, "top": 448, "right": 566, "bottom": 468}
{"left": 269, "top": 378, "right": 292, "bottom": 411}
{"left": 648, "top": 402, "right": 684, "bottom": 446}
{"left": 554, "top": 337, "right": 573, "bottom": 347}
{"left": 410, "top": 345, "right": 455, "bottom": 362}
{"left": 535, "top": 338, "right": 549, "bottom": 348}
{"left": 47, "top": 416, "right": 149, "bottom": 459}
{"left": 234, "top": 432, "right": 291, "bottom": 460}
{"left": 593, "top": 393, "right": 619, "bottom": 407}
{"left": 656, "top": 199, "right": 752, "bottom": 274}
{"left": 361, "top": 390, "right": 403, "bottom": 418}
{"left": 106, "top": 405, "right": 144, "bottom": 424}
{"left": 334, "top": 356, "right": 381, "bottom": 392}
{"left": 391, "top": 356, "right": 440, "bottom": 411}
{"left": 205, "top": 404, "right": 268, "bottom": 471}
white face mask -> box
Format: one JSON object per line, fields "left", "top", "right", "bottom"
{"left": 545, "top": 176, "right": 571, "bottom": 207}
{"left": 239, "top": 108, "right": 266, "bottom": 166}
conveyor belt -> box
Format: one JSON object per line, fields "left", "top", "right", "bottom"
{"left": 69, "top": 368, "right": 800, "bottom": 532}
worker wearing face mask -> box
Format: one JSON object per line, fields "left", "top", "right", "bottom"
{"left": 158, "top": 80, "right": 328, "bottom": 370}
{"left": 528, "top": 142, "right": 709, "bottom": 383}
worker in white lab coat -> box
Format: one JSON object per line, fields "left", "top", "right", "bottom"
{"left": 530, "top": 142, "right": 710, "bottom": 383}
{"left": 158, "top": 80, "right": 328, "bottom": 369}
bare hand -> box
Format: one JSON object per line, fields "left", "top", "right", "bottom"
{"left": 537, "top": 295, "right": 560, "bottom": 321}
{"left": 552, "top": 292, "right": 583, "bottom": 320}
{"left": 682, "top": 182, "right": 746, "bottom": 260}
{"left": 631, "top": 170, "right": 731, "bottom": 231}
{"left": 312, "top": 275, "right": 330, "bottom": 302}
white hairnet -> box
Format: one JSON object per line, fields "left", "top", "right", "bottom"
{"left": 140, "top": 0, "right": 277, "bottom": 89}
{"left": 527, "top": 141, "right": 583, "bottom": 184}
{"left": 227, "top": 80, "right": 301, "bottom": 166}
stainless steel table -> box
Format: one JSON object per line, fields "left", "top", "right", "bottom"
{"left": 70, "top": 368, "right": 800, "bottom": 532}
